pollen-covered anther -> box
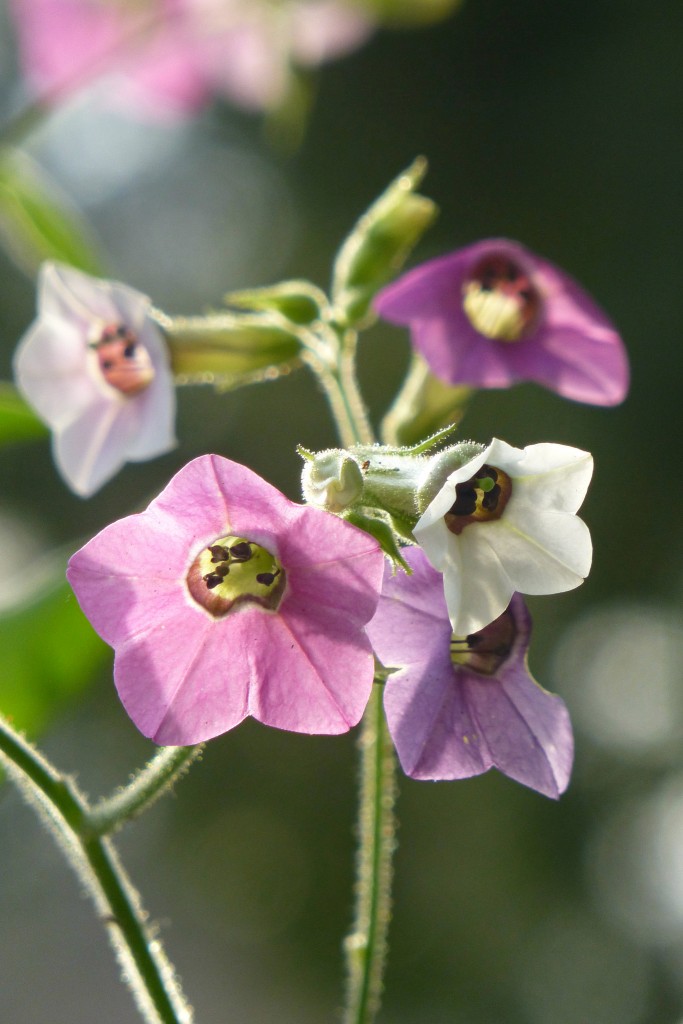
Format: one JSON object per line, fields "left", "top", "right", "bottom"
{"left": 444, "top": 464, "right": 512, "bottom": 535}
{"left": 449, "top": 605, "right": 516, "bottom": 676}
{"left": 91, "top": 323, "right": 155, "bottom": 396}
{"left": 462, "top": 254, "right": 540, "bottom": 342}
{"left": 186, "top": 534, "right": 285, "bottom": 617}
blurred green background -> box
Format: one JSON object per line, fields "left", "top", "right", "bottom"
{"left": 1, "top": 1, "right": 683, "bottom": 1021}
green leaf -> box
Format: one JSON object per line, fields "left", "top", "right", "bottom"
{"left": 0, "top": 382, "right": 48, "bottom": 445}
{"left": 0, "top": 148, "right": 103, "bottom": 276}
{"left": 0, "top": 568, "right": 108, "bottom": 737}
{"left": 332, "top": 157, "right": 438, "bottom": 327}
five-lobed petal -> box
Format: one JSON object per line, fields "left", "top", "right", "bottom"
{"left": 414, "top": 438, "right": 593, "bottom": 636}
{"left": 13, "top": 262, "right": 176, "bottom": 497}
{"left": 374, "top": 238, "right": 629, "bottom": 407}
{"left": 66, "top": 454, "right": 385, "bottom": 745}
{"left": 366, "top": 547, "right": 573, "bottom": 798}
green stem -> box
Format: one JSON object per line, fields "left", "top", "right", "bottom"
{"left": 303, "top": 317, "right": 399, "bottom": 1024}
{"left": 88, "top": 745, "right": 203, "bottom": 837}
{"left": 301, "top": 322, "right": 374, "bottom": 448}
{"left": 0, "top": 715, "right": 195, "bottom": 1024}
{"left": 342, "top": 684, "right": 397, "bottom": 1024}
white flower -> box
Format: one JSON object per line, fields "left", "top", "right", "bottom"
{"left": 13, "top": 262, "right": 176, "bottom": 497}
{"left": 414, "top": 438, "right": 593, "bottom": 636}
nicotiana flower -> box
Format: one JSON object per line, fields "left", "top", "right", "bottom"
{"left": 66, "top": 454, "right": 385, "bottom": 745}
{"left": 414, "top": 438, "right": 593, "bottom": 636}
{"left": 14, "top": 262, "right": 176, "bottom": 497}
{"left": 366, "top": 547, "right": 573, "bottom": 798}
{"left": 374, "top": 238, "right": 629, "bottom": 406}
{"left": 10, "top": 0, "right": 374, "bottom": 117}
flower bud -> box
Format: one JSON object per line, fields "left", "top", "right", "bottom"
{"left": 332, "top": 158, "right": 438, "bottom": 327}
{"left": 301, "top": 448, "right": 365, "bottom": 512}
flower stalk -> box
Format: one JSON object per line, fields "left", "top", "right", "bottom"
{"left": 0, "top": 713, "right": 197, "bottom": 1024}
{"left": 343, "top": 682, "right": 397, "bottom": 1024}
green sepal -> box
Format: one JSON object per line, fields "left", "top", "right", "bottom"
{"left": 0, "top": 382, "right": 48, "bottom": 445}
{"left": 359, "top": 0, "right": 462, "bottom": 26}
{"left": 0, "top": 149, "right": 103, "bottom": 276}
{"left": 154, "top": 310, "right": 303, "bottom": 387}
{"left": 331, "top": 157, "right": 438, "bottom": 327}
{"left": 225, "top": 279, "right": 328, "bottom": 325}
{"left": 381, "top": 353, "right": 473, "bottom": 447}
{"left": 345, "top": 508, "right": 413, "bottom": 573}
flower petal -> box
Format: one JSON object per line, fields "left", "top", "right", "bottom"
{"left": 486, "top": 511, "right": 592, "bottom": 594}
{"left": 463, "top": 670, "right": 573, "bottom": 798}
{"left": 384, "top": 655, "right": 491, "bottom": 779}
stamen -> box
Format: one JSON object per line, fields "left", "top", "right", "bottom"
{"left": 90, "top": 323, "right": 155, "bottom": 396}
{"left": 462, "top": 254, "right": 540, "bottom": 342}
{"left": 186, "top": 534, "right": 285, "bottom": 618}
{"left": 445, "top": 464, "right": 512, "bottom": 535}
{"left": 449, "top": 606, "right": 517, "bottom": 675}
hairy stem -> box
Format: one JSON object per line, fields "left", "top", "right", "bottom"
{"left": 0, "top": 715, "right": 196, "bottom": 1024}
{"left": 342, "top": 684, "right": 398, "bottom": 1024}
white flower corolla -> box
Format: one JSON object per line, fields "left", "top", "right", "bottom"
{"left": 414, "top": 438, "right": 593, "bottom": 636}
{"left": 13, "top": 262, "right": 176, "bottom": 497}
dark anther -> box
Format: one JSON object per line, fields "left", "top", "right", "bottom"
{"left": 449, "top": 483, "right": 477, "bottom": 517}
{"left": 465, "top": 633, "right": 482, "bottom": 647}
{"left": 256, "top": 569, "right": 280, "bottom": 586}
{"left": 483, "top": 465, "right": 498, "bottom": 482}
{"left": 123, "top": 342, "right": 136, "bottom": 358}
{"left": 102, "top": 359, "right": 113, "bottom": 370}
{"left": 482, "top": 483, "right": 501, "bottom": 512}
{"left": 203, "top": 564, "right": 230, "bottom": 588}
{"left": 229, "top": 542, "right": 253, "bottom": 562}
{"left": 208, "top": 544, "right": 230, "bottom": 563}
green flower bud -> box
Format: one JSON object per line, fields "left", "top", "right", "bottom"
{"left": 331, "top": 158, "right": 438, "bottom": 327}
{"left": 155, "top": 310, "right": 302, "bottom": 388}
{"left": 301, "top": 448, "right": 365, "bottom": 512}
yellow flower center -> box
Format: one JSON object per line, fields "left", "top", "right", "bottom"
{"left": 462, "top": 254, "right": 540, "bottom": 342}
{"left": 186, "top": 535, "right": 285, "bottom": 618}
{"left": 444, "top": 464, "right": 512, "bottom": 536}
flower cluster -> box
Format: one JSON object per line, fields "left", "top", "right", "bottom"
{"left": 10, "top": 0, "right": 375, "bottom": 117}
{"left": 12, "top": 177, "right": 624, "bottom": 801}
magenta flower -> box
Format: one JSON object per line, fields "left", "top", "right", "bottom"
{"left": 375, "top": 238, "right": 629, "bottom": 406}
{"left": 10, "top": 0, "right": 374, "bottom": 117}
{"left": 66, "top": 455, "right": 384, "bottom": 745}
{"left": 13, "top": 262, "right": 176, "bottom": 497}
{"left": 366, "top": 547, "right": 573, "bottom": 798}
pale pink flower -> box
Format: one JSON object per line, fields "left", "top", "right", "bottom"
{"left": 66, "top": 455, "right": 384, "bottom": 744}
{"left": 13, "top": 262, "right": 176, "bottom": 497}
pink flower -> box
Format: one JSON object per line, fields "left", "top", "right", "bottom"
{"left": 375, "top": 238, "right": 629, "bottom": 406}
{"left": 10, "top": 0, "right": 375, "bottom": 117}
{"left": 66, "top": 455, "right": 384, "bottom": 745}
{"left": 366, "top": 548, "right": 573, "bottom": 798}
{"left": 13, "top": 262, "right": 176, "bottom": 497}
